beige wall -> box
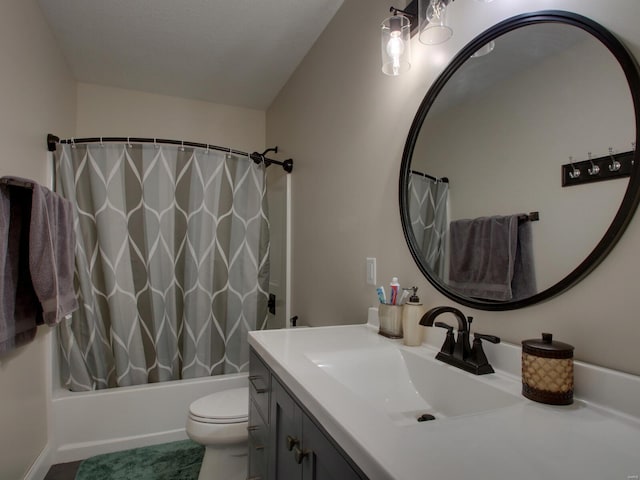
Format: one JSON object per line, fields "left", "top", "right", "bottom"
{"left": 267, "top": 0, "right": 640, "bottom": 376}
{"left": 76, "top": 83, "right": 266, "bottom": 154}
{"left": 0, "top": 0, "right": 76, "bottom": 479}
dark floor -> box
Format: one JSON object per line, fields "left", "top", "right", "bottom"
{"left": 43, "top": 461, "right": 82, "bottom": 480}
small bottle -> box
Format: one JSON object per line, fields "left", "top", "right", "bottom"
{"left": 402, "top": 287, "right": 427, "bottom": 346}
{"left": 389, "top": 277, "right": 400, "bottom": 305}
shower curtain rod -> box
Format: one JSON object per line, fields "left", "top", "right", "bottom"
{"left": 46, "top": 133, "right": 293, "bottom": 173}
{"left": 410, "top": 169, "right": 449, "bottom": 183}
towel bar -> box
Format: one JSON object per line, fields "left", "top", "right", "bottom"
{"left": 0, "top": 177, "right": 35, "bottom": 189}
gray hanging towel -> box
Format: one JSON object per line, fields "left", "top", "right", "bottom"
{"left": 448, "top": 215, "right": 536, "bottom": 301}
{"left": 511, "top": 220, "right": 537, "bottom": 301}
{"left": 28, "top": 181, "right": 78, "bottom": 325}
{"left": 0, "top": 183, "right": 42, "bottom": 353}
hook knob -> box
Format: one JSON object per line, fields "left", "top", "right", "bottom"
{"left": 608, "top": 148, "right": 621, "bottom": 172}
{"left": 568, "top": 156, "right": 580, "bottom": 179}
{"left": 587, "top": 152, "right": 600, "bottom": 175}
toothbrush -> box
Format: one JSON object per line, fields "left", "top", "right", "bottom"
{"left": 376, "top": 286, "right": 387, "bottom": 304}
{"left": 398, "top": 289, "right": 410, "bottom": 305}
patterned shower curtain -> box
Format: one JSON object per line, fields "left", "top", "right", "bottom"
{"left": 55, "top": 143, "right": 269, "bottom": 391}
{"left": 408, "top": 173, "right": 449, "bottom": 278}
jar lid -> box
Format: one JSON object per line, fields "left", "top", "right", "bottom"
{"left": 522, "top": 333, "right": 574, "bottom": 359}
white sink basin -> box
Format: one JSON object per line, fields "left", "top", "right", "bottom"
{"left": 251, "top": 324, "right": 640, "bottom": 480}
{"left": 306, "top": 344, "right": 521, "bottom": 425}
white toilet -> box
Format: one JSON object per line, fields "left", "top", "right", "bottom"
{"left": 186, "top": 387, "right": 249, "bottom": 480}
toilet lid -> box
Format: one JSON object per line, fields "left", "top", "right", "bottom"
{"left": 189, "top": 387, "right": 249, "bottom": 424}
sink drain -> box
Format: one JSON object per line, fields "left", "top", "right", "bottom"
{"left": 417, "top": 413, "right": 436, "bottom": 422}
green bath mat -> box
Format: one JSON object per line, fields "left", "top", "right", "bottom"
{"left": 74, "top": 439, "right": 204, "bottom": 480}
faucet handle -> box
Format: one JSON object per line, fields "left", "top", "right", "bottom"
{"left": 434, "top": 322, "right": 455, "bottom": 355}
{"left": 474, "top": 332, "right": 500, "bottom": 344}
{"left": 468, "top": 333, "right": 500, "bottom": 374}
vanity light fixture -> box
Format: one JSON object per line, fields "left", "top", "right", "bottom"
{"left": 382, "top": 0, "right": 494, "bottom": 75}
{"left": 381, "top": 8, "right": 412, "bottom": 76}
{"left": 418, "top": 0, "right": 454, "bottom": 45}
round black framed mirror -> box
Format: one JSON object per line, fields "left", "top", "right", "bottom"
{"left": 399, "top": 10, "right": 640, "bottom": 310}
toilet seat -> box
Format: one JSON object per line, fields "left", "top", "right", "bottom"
{"left": 188, "top": 387, "right": 249, "bottom": 424}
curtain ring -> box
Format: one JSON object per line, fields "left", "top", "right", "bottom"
{"left": 205, "top": 144, "right": 210, "bottom": 155}
{"left": 99, "top": 137, "right": 104, "bottom": 148}
{"left": 180, "top": 141, "right": 185, "bottom": 152}
{"left": 127, "top": 137, "right": 132, "bottom": 148}
{"left": 154, "top": 138, "right": 159, "bottom": 149}
{"left": 71, "top": 137, "right": 76, "bottom": 149}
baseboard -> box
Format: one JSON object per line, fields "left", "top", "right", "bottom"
{"left": 23, "top": 444, "right": 52, "bottom": 480}
{"left": 54, "top": 428, "right": 189, "bottom": 464}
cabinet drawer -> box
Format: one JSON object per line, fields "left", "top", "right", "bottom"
{"left": 249, "top": 349, "right": 271, "bottom": 422}
{"left": 248, "top": 399, "right": 268, "bottom": 480}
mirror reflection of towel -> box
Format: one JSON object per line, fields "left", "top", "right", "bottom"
{"left": 448, "top": 215, "right": 536, "bottom": 301}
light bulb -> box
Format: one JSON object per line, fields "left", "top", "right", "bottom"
{"left": 419, "top": 0, "right": 452, "bottom": 45}
{"left": 381, "top": 15, "right": 411, "bottom": 76}
{"left": 426, "top": 1, "right": 444, "bottom": 22}
{"left": 386, "top": 33, "right": 405, "bottom": 76}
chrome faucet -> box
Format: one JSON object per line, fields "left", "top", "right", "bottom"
{"left": 419, "top": 306, "right": 500, "bottom": 375}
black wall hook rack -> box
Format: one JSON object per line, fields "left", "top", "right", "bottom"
{"left": 561, "top": 150, "right": 634, "bottom": 187}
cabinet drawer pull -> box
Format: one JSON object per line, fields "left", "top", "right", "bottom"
{"left": 286, "top": 435, "right": 299, "bottom": 451}
{"left": 294, "top": 446, "right": 310, "bottom": 464}
{"left": 249, "top": 375, "right": 267, "bottom": 393}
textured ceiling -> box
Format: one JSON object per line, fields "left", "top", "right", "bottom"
{"left": 37, "top": 0, "right": 344, "bottom": 110}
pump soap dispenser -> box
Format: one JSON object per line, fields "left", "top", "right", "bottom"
{"left": 402, "top": 287, "right": 427, "bottom": 346}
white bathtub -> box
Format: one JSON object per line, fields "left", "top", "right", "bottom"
{"left": 51, "top": 372, "right": 248, "bottom": 463}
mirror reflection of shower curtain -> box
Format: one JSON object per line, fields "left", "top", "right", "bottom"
{"left": 55, "top": 143, "right": 269, "bottom": 391}
{"left": 408, "top": 174, "right": 449, "bottom": 278}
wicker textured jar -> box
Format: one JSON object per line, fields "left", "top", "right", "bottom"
{"left": 522, "top": 333, "right": 574, "bottom": 405}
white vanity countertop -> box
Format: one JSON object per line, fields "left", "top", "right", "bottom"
{"left": 248, "top": 323, "right": 640, "bottom": 480}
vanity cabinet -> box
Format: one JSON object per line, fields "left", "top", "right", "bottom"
{"left": 248, "top": 349, "right": 271, "bottom": 480}
{"left": 248, "top": 348, "right": 367, "bottom": 480}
